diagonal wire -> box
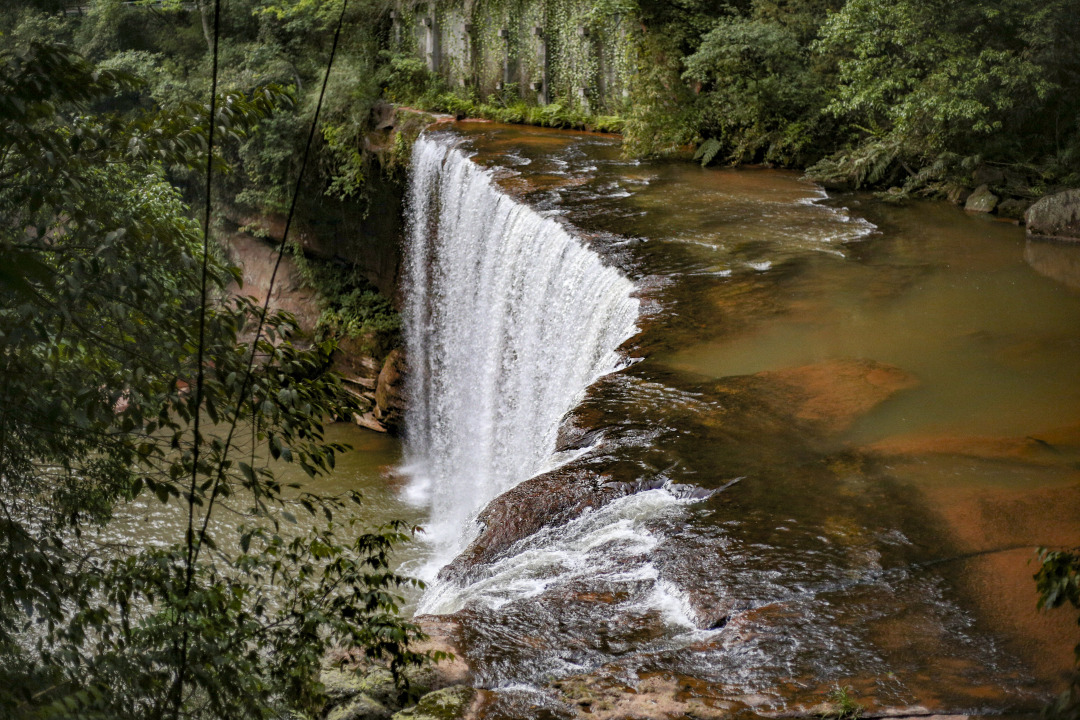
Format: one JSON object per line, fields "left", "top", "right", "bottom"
{"left": 190, "top": 0, "right": 353, "bottom": 570}
{"left": 184, "top": 0, "right": 222, "bottom": 585}
{"left": 176, "top": 1, "right": 221, "bottom": 712}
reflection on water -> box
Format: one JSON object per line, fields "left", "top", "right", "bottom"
{"left": 430, "top": 123, "right": 1080, "bottom": 714}
{"left": 98, "top": 423, "right": 430, "bottom": 608}
{"left": 661, "top": 202, "right": 1080, "bottom": 441}
{"left": 1026, "top": 236, "right": 1080, "bottom": 290}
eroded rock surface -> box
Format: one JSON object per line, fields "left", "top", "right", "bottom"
{"left": 225, "top": 232, "right": 321, "bottom": 336}
{"left": 322, "top": 617, "right": 473, "bottom": 720}
{"left": 964, "top": 184, "right": 999, "bottom": 213}
{"left": 1025, "top": 188, "right": 1080, "bottom": 239}
{"left": 373, "top": 347, "right": 407, "bottom": 432}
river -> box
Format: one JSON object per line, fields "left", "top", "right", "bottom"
{"left": 394, "top": 122, "right": 1080, "bottom": 718}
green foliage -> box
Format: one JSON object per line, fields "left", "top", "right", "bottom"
{"left": 683, "top": 14, "right": 825, "bottom": 164}
{"left": 1034, "top": 547, "right": 1080, "bottom": 720}
{"left": 812, "top": 0, "right": 1080, "bottom": 188}
{"left": 289, "top": 248, "right": 403, "bottom": 362}
{"left": 821, "top": 684, "right": 864, "bottom": 720}
{"left": 379, "top": 51, "right": 436, "bottom": 103}
{"left": 379, "top": 50, "right": 624, "bottom": 134}
{"left": 619, "top": 28, "right": 699, "bottom": 158}
{"left": 0, "top": 39, "right": 428, "bottom": 719}
{"left": 1035, "top": 548, "right": 1080, "bottom": 658}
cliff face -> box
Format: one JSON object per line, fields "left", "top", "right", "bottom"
{"left": 392, "top": 0, "right": 635, "bottom": 115}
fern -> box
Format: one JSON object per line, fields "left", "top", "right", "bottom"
{"left": 694, "top": 138, "right": 723, "bottom": 166}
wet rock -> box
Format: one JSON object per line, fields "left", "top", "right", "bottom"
{"left": 445, "top": 360, "right": 914, "bottom": 581}
{"left": 326, "top": 616, "right": 471, "bottom": 709}
{"left": 335, "top": 336, "right": 386, "bottom": 383}
{"left": 392, "top": 685, "right": 476, "bottom": 720}
{"left": 964, "top": 184, "right": 999, "bottom": 213}
{"left": 440, "top": 467, "right": 625, "bottom": 581}
{"left": 327, "top": 693, "right": 393, "bottom": 720}
{"left": 944, "top": 183, "right": 971, "bottom": 205}
{"left": 1025, "top": 188, "right": 1080, "bottom": 239}
{"left": 996, "top": 197, "right": 1032, "bottom": 221}
{"left": 325, "top": 666, "right": 400, "bottom": 708}
{"left": 411, "top": 616, "right": 473, "bottom": 688}
{"left": 322, "top": 667, "right": 373, "bottom": 703}
{"left": 549, "top": 672, "right": 734, "bottom": 720}
{"left": 374, "top": 348, "right": 407, "bottom": 433}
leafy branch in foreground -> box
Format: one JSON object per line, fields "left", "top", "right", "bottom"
{"left": 1, "top": 40, "right": 430, "bottom": 719}
{"left": 1035, "top": 547, "right": 1080, "bottom": 720}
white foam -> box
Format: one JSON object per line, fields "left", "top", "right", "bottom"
{"left": 401, "top": 134, "right": 640, "bottom": 576}
{"left": 416, "top": 487, "right": 700, "bottom": 632}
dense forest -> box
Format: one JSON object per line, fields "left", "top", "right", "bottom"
{"left": 2, "top": 0, "right": 1080, "bottom": 718}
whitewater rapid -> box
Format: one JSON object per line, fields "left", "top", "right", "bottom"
{"left": 401, "top": 133, "right": 640, "bottom": 582}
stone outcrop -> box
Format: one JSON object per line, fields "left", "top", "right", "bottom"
{"left": 321, "top": 616, "right": 474, "bottom": 720}
{"left": 372, "top": 347, "right": 407, "bottom": 432}
{"left": 439, "top": 467, "right": 626, "bottom": 581}
{"left": 1025, "top": 188, "right": 1080, "bottom": 240}
{"left": 972, "top": 164, "right": 1007, "bottom": 187}
{"left": 224, "top": 232, "right": 321, "bottom": 336}
{"left": 964, "top": 184, "right": 999, "bottom": 213}
{"left": 391, "top": 686, "right": 477, "bottom": 720}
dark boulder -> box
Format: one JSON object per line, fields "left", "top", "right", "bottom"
{"left": 997, "top": 197, "right": 1033, "bottom": 221}
{"left": 964, "top": 184, "right": 999, "bottom": 214}
{"left": 1025, "top": 189, "right": 1080, "bottom": 240}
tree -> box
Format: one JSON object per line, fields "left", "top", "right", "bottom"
{"left": 1035, "top": 548, "right": 1080, "bottom": 720}
{"left": 0, "top": 40, "right": 430, "bottom": 719}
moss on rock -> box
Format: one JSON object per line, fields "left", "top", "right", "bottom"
{"left": 391, "top": 685, "right": 476, "bottom": 720}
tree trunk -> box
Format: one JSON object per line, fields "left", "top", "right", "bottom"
{"left": 197, "top": 0, "right": 213, "bottom": 56}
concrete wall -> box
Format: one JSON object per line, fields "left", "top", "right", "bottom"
{"left": 391, "top": 0, "right": 634, "bottom": 114}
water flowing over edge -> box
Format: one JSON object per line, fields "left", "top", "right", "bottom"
{"left": 400, "top": 132, "right": 641, "bottom": 602}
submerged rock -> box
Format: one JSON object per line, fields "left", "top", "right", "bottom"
{"left": 1025, "top": 188, "right": 1080, "bottom": 239}
{"left": 748, "top": 358, "right": 918, "bottom": 435}
{"left": 964, "top": 184, "right": 999, "bottom": 213}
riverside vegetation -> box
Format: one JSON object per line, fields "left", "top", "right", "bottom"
{"left": 3, "top": 0, "right": 1080, "bottom": 718}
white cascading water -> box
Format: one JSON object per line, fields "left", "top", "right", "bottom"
{"left": 401, "top": 133, "right": 640, "bottom": 585}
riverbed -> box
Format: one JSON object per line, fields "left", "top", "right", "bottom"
{"left": 395, "top": 122, "right": 1080, "bottom": 718}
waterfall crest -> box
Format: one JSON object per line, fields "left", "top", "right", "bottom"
{"left": 402, "top": 133, "right": 639, "bottom": 572}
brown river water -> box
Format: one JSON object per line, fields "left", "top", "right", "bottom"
{"left": 404, "top": 123, "right": 1080, "bottom": 717}
{"left": 109, "top": 122, "right": 1080, "bottom": 718}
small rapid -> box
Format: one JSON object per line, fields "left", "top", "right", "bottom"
{"left": 390, "top": 123, "right": 1079, "bottom": 711}
{"left": 401, "top": 133, "right": 640, "bottom": 584}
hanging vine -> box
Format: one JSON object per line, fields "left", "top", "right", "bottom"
{"left": 389, "top": 0, "right": 637, "bottom": 117}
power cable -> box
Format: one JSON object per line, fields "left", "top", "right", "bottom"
{"left": 191, "top": 0, "right": 353, "bottom": 569}
{"left": 175, "top": 0, "right": 221, "bottom": 711}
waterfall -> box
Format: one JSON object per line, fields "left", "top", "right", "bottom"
{"left": 401, "top": 133, "right": 640, "bottom": 576}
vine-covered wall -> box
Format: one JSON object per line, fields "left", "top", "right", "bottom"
{"left": 391, "top": 0, "right": 635, "bottom": 114}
